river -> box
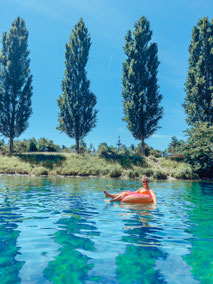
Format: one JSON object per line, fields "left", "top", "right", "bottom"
{"left": 0, "top": 176, "right": 212, "bottom": 283}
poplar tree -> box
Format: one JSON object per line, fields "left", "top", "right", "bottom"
{"left": 57, "top": 19, "right": 97, "bottom": 153}
{"left": 0, "top": 17, "right": 33, "bottom": 154}
{"left": 122, "top": 16, "right": 163, "bottom": 156}
{"left": 183, "top": 17, "right": 213, "bottom": 126}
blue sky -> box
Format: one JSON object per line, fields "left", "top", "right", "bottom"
{"left": 1, "top": 0, "right": 212, "bottom": 150}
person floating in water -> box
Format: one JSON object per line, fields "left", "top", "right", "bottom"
{"left": 104, "top": 176, "right": 157, "bottom": 204}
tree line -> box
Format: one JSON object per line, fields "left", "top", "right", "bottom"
{"left": 0, "top": 16, "right": 212, "bottom": 176}
{"left": 0, "top": 16, "right": 165, "bottom": 155}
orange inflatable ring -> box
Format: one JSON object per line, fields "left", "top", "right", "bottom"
{"left": 121, "top": 192, "right": 153, "bottom": 204}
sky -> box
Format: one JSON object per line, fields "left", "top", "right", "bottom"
{"left": 0, "top": 0, "right": 212, "bottom": 150}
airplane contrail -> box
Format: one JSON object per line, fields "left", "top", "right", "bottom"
{"left": 105, "top": 51, "right": 114, "bottom": 79}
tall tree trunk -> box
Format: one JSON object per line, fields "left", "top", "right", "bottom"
{"left": 141, "top": 137, "right": 145, "bottom": 156}
{"left": 9, "top": 136, "right": 14, "bottom": 155}
{"left": 75, "top": 137, "right": 80, "bottom": 154}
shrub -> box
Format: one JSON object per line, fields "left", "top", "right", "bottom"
{"left": 171, "top": 166, "right": 198, "bottom": 179}
{"left": 32, "top": 167, "right": 49, "bottom": 176}
{"left": 153, "top": 170, "right": 167, "bottom": 179}
{"left": 126, "top": 169, "right": 135, "bottom": 179}
{"left": 183, "top": 123, "right": 213, "bottom": 178}
{"left": 135, "top": 143, "right": 162, "bottom": 157}
{"left": 109, "top": 166, "right": 122, "bottom": 178}
{"left": 99, "top": 167, "right": 110, "bottom": 176}
{"left": 142, "top": 168, "right": 154, "bottom": 177}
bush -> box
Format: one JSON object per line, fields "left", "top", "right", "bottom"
{"left": 32, "top": 167, "right": 49, "bottom": 176}
{"left": 58, "top": 168, "right": 78, "bottom": 176}
{"left": 109, "top": 166, "right": 122, "bottom": 178}
{"left": 183, "top": 123, "right": 213, "bottom": 178}
{"left": 0, "top": 156, "right": 32, "bottom": 174}
{"left": 135, "top": 143, "right": 162, "bottom": 157}
{"left": 159, "top": 158, "right": 180, "bottom": 169}
{"left": 168, "top": 156, "right": 185, "bottom": 162}
{"left": 99, "top": 167, "right": 110, "bottom": 176}
{"left": 153, "top": 170, "right": 167, "bottom": 179}
{"left": 171, "top": 166, "right": 198, "bottom": 179}
{"left": 125, "top": 169, "right": 139, "bottom": 179}
{"left": 97, "top": 143, "right": 110, "bottom": 156}
{"left": 142, "top": 168, "right": 154, "bottom": 177}
{"left": 13, "top": 140, "right": 29, "bottom": 153}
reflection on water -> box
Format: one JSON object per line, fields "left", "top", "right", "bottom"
{"left": 114, "top": 204, "right": 166, "bottom": 284}
{"left": 0, "top": 176, "right": 212, "bottom": 283}
{"left": 0, "top": 188, "right": 24, "bottom": 283}
{"left": 183, "top": 182, "right": 213, "bottom": 283}
{"left": 44, "top": 195, "right": 99, "bottom": 283}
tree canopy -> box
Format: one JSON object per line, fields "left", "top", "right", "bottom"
{"left": 183, "top": 17, "right": 213, "bottom": 126}
{"left": 0, "top": 17, "right": 33, "bottom": 154}
{"left": 183, "top": 122, "right": 213, "bottom": 177}
{"left": 167, "top": 136, "right": 184, "bottom": 154}
{"left": 57, "top": 18, "right": 98, "bottom": 153}
{"left": 122, "top": 16, "right": 163, "bottom": 155}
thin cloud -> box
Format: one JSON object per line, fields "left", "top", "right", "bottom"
{"left": 151, "top": 134, "right": 170, "bottom": 139}
{"left": 105, "top": 51, "right": 114, "bottom": 79}
{"left": 118, "top": 127, "right": 128, "bottom": 134}
{"left": 151, "top": 134, "right": 185, "bottom": 140}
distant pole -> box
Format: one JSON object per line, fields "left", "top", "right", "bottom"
{"left": 116, "top": 136, "right": 122, "bottom": 151}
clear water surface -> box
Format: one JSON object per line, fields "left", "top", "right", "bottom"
{"left": 0, "top": 176, "right": 212, "bottom": 284}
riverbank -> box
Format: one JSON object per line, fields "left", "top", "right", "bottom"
{"left": 0, "top": 152, "right": 199, "bottom": 180}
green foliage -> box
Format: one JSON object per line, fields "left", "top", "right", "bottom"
{"left": 183, "top": 122, "right": 213, "bottom": 177}
{"left": 97, "top": 142, "right": 145, "bottom": 169}
{"left": 88, "top": 143, "right": 95, "bottom": 154}
{"left": 183, "top": 17, "right": 213, "bottom": 127}
{"left": 0, "top": 17, "right": 33, "bottom": 154}
{"left": 0, "top": 152, "right": 198, "bottom": 180}
{"left": 171, "top": 166, "right": 198, "bottom": 179}
{"left": 125, "top": 169, "right": 140, "bottom": 179}
{"left": 57, "top": 18, "right": 98, "bottom": 153}
{"left": 79, "top": 139, "right": 87, "bottom": 153}
{"left": 28, "top": 138, "right": 37, "bottom": 152}
{"left": 109, "top": 166, "right": 122, "bottom": 178}
{"left": 0, "top": 155, "right": 32, "bottom": 174}
{"left": 141, "top": 168, "right": 154, "bottom": 177}
{"left": 167, "top": 136, "right": 185, "bottom": 154}
{"left": 122, "top": 16, "right": 163, "bottom": 155}
{"left": 0, "top": 139, "right": 4, "bottom": 148}
{"left": 153, "top": 170, "right": 167, "bottom": 179}
{"left": 13, "top": 140, "right": 29, "bottom": 153}
{"left": 18, "top": 153, "right": 66, "bottom": 169}
{"left": 135, "top": 142, "right": 162, "bottom": 157}
{"left": 0, "top": 139, "right": 7, "bottom": 154}
{"left": 37, "top": 138, "right": 60, "bottom": 152}
{"left": 32, "top": 166, "right": 48, "bottom": 176}
{"left": 2, "top": 138, "right": 61, "bottom": 154}
{"left": 97, "top": 143, "right": 111, "bottom": 155}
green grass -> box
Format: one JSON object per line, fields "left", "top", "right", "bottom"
{"left": 0, "top": 152, "right": 199, "bottom": 180}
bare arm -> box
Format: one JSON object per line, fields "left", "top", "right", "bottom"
{"left": 150, "top": 190, "right": 157, "bottom": 205}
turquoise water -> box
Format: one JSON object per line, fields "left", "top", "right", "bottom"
{"left": 0, "top": 176, "right": 212, "bottom": 284}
